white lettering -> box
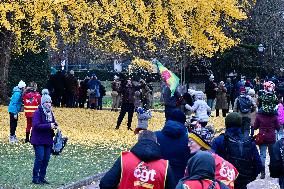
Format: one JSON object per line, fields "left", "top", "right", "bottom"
{"left": 133, "top": 164, "right": 157, "bottom": 182}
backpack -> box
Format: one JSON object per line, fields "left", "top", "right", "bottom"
{"left": 52, "top": 129, "right": 68, "bottom": 155}
{"left": 224, "top": 134, "right": 256, "bottom": 180}
{"left": 237, "top": 96, "right": 252, "bottom": 113}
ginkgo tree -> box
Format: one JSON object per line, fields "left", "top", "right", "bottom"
{"left": 0, "top": 0, "right": 253, "bottom": 101}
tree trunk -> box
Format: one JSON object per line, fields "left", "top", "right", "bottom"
{"left": 0, "top": 30, "right": 12, "bottom": 104}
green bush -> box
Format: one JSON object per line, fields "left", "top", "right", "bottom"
{"left": 8, "top": 51, "right": 50, "bottom": 96}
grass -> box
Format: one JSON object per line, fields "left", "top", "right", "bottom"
{"left": 0, "top": 106, "right": 225, "bottom": 189}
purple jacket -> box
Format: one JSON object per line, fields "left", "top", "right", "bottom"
{"left": 253, "top": 113, "right": 280, "bottom": 144}
{"left": 30, "top": 106, "right": 55, "bottom": 145}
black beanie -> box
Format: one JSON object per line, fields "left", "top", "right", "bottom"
{"left": 225, "top": 112, "right": 242, "bottom": 128}
{"left": 169, "top": 109, "right": 186, "bottom": 124}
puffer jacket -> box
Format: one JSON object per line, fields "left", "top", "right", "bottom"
{"left": 8, "top": 86, "right": 23, "bottom": 114}
{"left": 187, "top": 100, "right": 211, "bottom": 122}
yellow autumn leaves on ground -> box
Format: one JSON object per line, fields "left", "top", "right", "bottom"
{"left": 0, "top": 106, "right": 225, "bottom": 150}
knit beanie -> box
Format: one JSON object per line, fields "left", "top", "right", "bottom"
{"left": 169, "top": 109, "right": 186, "bottom": 124}
{"left": 188, "top": 131, "right": 211, "bottom": 150}
{"left": 18, "top": 80, "right": 26, "bottom": 89}
{"left": 41, "top": 89, "right": 52, "bottom": 104}
{"left": 225, "top": 112, "right": 242, "bottom": 128}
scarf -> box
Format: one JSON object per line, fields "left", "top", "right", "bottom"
{"left": 41, "top": 104, "right": 53, "bottom": 122}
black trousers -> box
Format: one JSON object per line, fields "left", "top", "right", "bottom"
{"left": 216, "top": 109, "right": 227, "bottom": 117}
{"left": 116, "top": 103, "right": 135, "bottom": 129}
{"left": 9, "top": 113, "right": 18, "bottom": 136}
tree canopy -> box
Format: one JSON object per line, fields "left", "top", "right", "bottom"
{"left": 0, "top": 0, "right": 252, "bottom": 57}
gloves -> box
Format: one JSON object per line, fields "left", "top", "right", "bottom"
{"left": 185, "top": 104, "right": 191, "bottom": 110}
{"left": 14, "top": 114, "right": 18, "bottom": 119}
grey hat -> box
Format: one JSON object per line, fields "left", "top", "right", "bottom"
{"left": 41, "top": 89, "right": 52, "bottom": 104}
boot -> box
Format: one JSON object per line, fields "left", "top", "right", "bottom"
{"left": 25, "top": 132, "right": 30, "bottom": 143}
{"left": 260, "top": 169, "right": 265, "bottom": 179}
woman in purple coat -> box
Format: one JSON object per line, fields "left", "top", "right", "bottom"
{"left": 31, "top": 89, "right": 58, "bottom": 184}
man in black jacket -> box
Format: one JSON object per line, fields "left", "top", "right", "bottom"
{"left": 100, "top": 130, "right": 176, "bottom": 189}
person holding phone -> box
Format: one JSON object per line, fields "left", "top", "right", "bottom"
{"left": 30, "top": 89, "right": 58, "bottom": 184}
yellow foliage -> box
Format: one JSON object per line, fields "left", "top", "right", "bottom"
{"left": 131, "top": 58, "right": 154, "bottom": 73}
{"left": 0, "top": 106, "right": 225, "bottom": 150}
{"left": 0, "top": 0, "right": 252, "bottom": 57}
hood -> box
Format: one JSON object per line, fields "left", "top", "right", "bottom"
{"left": 162, "top": 120, "right": 187, "bottom": 138}
{"left": 130, "top": 140, "right": 162, "bottom": 162}
{"left": 12, "top": 86, "right": 22, "bottom": 93}
{"left": 186, "top": 151, "right": 215, "bottom": 180}
{"left": 225, "top": 127, "right": 242, "bottom": 138}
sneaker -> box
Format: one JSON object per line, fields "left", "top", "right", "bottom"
{"left": 13, "top": 135, "right": 19, "bottom": 143}
{"left": 9, "top": 136, "right": 18, "bottom": 143}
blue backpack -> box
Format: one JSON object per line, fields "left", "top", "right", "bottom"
{"left": 52, "top": 129, "right": 68, "bottom": 155}
{"left": 238, "top": 96, "right": 252, "bottom": 113}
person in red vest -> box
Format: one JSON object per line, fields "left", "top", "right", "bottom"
{"left": 187, "top": 130, "right": 238, "bottom": 189}
{"left": 23, "top": 82, "right": 41, "bottom": 143}
{"left": 99, "top": 130, "right": 175, "bottom": 189}
{"left": 176, "top": 151, "right": 229, "bottom": 189}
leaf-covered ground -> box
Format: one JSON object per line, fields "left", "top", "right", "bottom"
{"left": 0, "top": 106, "right": 225, "bottom": 188}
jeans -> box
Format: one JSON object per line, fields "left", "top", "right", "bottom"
{"left": 116, "top": 103, "right": 135, "bottom": 128}
{"left": 9, "top": 113, "right": 18, "bottom": 136}
{"left": 277, "top": 124, "right": 284, "bottom": 140}
{"left": 279, "top": 176, "right": 284, "bottom": 189}
{"left": 207, "top": 99, "right": 215, "bottom": 109}
{"left": 259, "top": 144, "right": 273, "bottom": 167}
{"left": 33, "top": 145, "right": 52, "bottom": 182}
{"left": 242, "top": 117, "right": 251, "bottom": 137}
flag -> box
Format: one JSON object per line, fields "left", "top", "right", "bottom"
{"left": 155, "top": 60, "right": 180, "bottom": 96}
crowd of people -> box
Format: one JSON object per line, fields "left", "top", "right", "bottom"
{"left": 6, "top": 72, "right": 284, "bottom": 188}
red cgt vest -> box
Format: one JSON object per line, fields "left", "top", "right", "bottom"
{"left": 183, "top": 180, "right": 221, "bottom": 189}
{"left": 23, "top": 91, "right": 41, "bottom": 117}
{"left": 211, "top": 153, "right": 238, "bottom": 189}
{"left": 118, "top": 151, "right": 168, "bottom": 189}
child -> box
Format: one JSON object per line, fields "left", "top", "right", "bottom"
{"left": 185, "top": 91, "right": 211, "bottom": 127}
{"left": 134, "top": 107, "right": 152, "bottom": 134}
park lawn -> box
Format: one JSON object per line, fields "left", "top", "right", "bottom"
{"left": 0, "top": 106, "right": 225, "bottom": 188}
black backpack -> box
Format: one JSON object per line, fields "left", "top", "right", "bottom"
{"left": 224, "top": 134, "right": 256, "bottom": 180}
{"left": 237, "top": 96, "right": 252, "bottom": 113}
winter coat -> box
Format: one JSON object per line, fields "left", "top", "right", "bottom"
{"left": 162, "top": 85, "right": 180, "bottom": 108}
{"left": 65, "top": 74, "right": 78, "bottom": 93}
{"left": 187, "top": 100, "right": 211, "bottom": 122}
{"left": 175, "top": 151, "right": 229, "bottom": 189}
{"left": 253, "top": 113, "right": 280, "bottom": 144}
{"left": 99, "top": 139, "right": 176, "bottom": 189}
{"left": 30, "top": 106, "right": 56, "bottom": 145}
{"left": 278, "top": 103, "right": 284, "bottom": 125}
{"left": 121, "top": 85, "right": 135, "bottom": 104}
{"left": 136, "top": 111, "right": 152, "bottom": 129}
{"left": 155, "top": 120, "right": 191, "bottom": 186}
{"left": 205, "top": 80, "right": 217, "bottom": 99}
{"left": 233, "top": 95, "right": 257, "bottom": 118}
{"left": 215, "top": 86, "right": 228, "bottom": 109}
{"left": 211, "top": 127, "right": 262, "bottom": 177}
{"left": 8, "top": 86, "right": 23, "bottom": 115}
{"left": 88, "top": 79, "right": 101, "bottom": 98}
{"left": 53, "top": 71, "right": 65, "bottom": 94}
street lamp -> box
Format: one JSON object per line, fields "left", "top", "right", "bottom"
{"left": 258, "top": 44, "right": 265, "bottom": 53}
{"left": 257, "top": 44, "right": 265, "bottom": 77}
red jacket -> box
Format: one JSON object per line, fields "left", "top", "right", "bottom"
{"left": 118, "top": 152, "right": 168, "bottom": 189}
{"left": 23, "top": 91, "right": 41, "bottom": 117}
{"left": 183, "top": 180, "right": 221, "bottom": 189}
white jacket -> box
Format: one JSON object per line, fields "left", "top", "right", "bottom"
{"left": 185, "top": 100, "right": 211, "bottom": 122}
